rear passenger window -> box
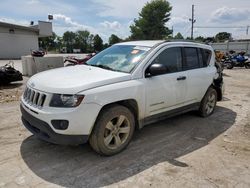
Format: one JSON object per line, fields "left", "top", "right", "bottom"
{"left": 202, "top": 49, "right": 212, "bottom": 67}
{"left": 153, "top": 47, "right": 182, "bottom": 73}
{"left": 198, "top": 49, "right": 204, "bottom": 67}
{"left": 184, "top": 47, "right": 200, "bottom": 70}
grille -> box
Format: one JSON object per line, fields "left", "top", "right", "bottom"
{"left": 23, "top": 87, "right": 47, "bottom": 107}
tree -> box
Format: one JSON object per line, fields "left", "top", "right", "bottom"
{"left": 63, "top": 31, "right": 76, "bottom": 53}
{"left": 195, "top": 36, "right": 205, "bottom": 42}
{"left": 103, "top": 43, "right": 109, "bottom": 49}
{"left": 130, "top": 0, "right": 172, "bottom": 40}
{"left": 174, "top": 32, "right": 184, "bottom": 39}
{"left": 87, "top": 34, "right": 94, "bottom": 52}
{"left": 55, "top": 36, "right": 64, "bottom": 52}
{"left": 75, "top": 30, "right": 90, "bottom": 52}
{"left": 93, "top": 34, "right": 103, "bottom": 52}
{"left": 109, "top": 34, "right": 122, "bottom": 45}
{"left": 39, "top": 32, "right": 57, "bottom": 51}
{"left": 203, "top": 37, "right": 215, "bottom": 43}
{"left": 215, "top": 32, "right": 232, "bottom": 42}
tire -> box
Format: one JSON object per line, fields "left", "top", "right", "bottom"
{"left": 226, "top": 62, "right": 234, "bottom": 69}
{"left": 245, "top": 63, "right": 250, "bottom": 69}
{"left": 89, "top": 105, "right": 135, "bottom": 156}
{"left": 199, "top": 88, "right": 217, "bottom": 117}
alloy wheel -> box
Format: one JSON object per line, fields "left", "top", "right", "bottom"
{"left": 103, "top": 115, "right": 131, "bottom": 150}
{"left": 205, "top": 93, "right": 216, "bottom": 115}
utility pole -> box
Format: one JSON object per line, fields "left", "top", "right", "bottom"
{"left": 189, "top": 5, "right": 196, "bottom": 39}
{"left": 247, "top": 25, "right": 249, "bottom": 35}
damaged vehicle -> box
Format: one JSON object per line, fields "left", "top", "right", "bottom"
{"left": 0, "top": 63, "right": 23, "bottom": 85}
{"left": 20, "top": 41, "right": 224, "bottom": 156}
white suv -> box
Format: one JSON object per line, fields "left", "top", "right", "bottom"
{"left": 20, "top": 41, "right": 224, "bottom": 155}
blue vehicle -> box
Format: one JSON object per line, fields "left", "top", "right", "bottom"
{"left": 224, "top": 51, "right": 250, "bottom": 69}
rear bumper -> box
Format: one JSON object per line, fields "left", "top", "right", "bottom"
{"left": 20, "top": 105, "right": 89, "bottom": 145}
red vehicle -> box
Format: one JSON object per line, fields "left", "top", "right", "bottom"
{"left": 64, "top": 53, "right": 96, "bottom": 66}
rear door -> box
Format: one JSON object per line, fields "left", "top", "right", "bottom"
{"left": 183, "top": 47, "right": 215, "bottom": 103}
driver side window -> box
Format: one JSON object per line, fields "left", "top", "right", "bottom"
{"left": 153, "top": 47, "right": 182, "bottom": 73}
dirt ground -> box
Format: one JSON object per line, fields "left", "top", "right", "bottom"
{"left": 0, "top": 68, "right": 250, "bottom": 188}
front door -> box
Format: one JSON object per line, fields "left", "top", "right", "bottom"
{"left": 144, "top": 47, "right": 188, "bottom": 117}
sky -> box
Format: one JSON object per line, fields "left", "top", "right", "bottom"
{"left": 0, "top": 0, "right": 249, "bottom": 42}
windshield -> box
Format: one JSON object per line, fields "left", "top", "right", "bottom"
{"left": 86, "top": 45, "right": 151, "bottom": 73}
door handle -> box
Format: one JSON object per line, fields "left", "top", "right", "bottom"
{"left": 177, "top": 76, "right": 186, "bottom": 81}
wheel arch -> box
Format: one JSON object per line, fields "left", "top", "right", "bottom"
{"left": 209, "top": 84, "right": 223, "bottom": 101}
{"left": 90, "top": 99, "right": 141, "bottom": 134}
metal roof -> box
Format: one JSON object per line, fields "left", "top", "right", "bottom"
{"left": 0, "top": 21, "right": 39, "bottom": 32}
{"left": 116, "top": 40, "right": 165, "bottom": 47}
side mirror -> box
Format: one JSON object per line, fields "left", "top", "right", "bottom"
{"left": 146, "top": 64, "right": 167, "bottom": 77}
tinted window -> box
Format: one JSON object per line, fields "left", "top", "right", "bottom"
{"left": 202, "top": 49, "right": 212, "bottom": 67}
{"left": 153, "top": 47, "right": 182, "bottom": 73}
{"left": 198, "top": 48, "right": 204, "bottom": 67}
{"left": 184, "top": 47, "right": 200, "bottom": 70}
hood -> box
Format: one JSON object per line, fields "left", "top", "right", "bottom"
{"left": 27, "top": 65, "right": 131, "bottom": 94}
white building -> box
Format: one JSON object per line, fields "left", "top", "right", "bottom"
{"left": 0, "top": 21, "right": 52, "bottom": 59}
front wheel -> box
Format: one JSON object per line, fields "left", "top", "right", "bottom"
{"left": 89, "top": 105, "right": 135, "bottom": 156}
{"left": 199, "top": 88, "right": 217, "bottom": 117}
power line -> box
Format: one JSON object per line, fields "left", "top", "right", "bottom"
{"left": 195, "top": 26, "right": 246, "bottom": 28}
{"left": 195, "top": 25, "right": 250, "bottom": 35}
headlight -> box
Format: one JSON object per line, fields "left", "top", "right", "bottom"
{"left": 50, "top": 94, "right": 84, "bottom": 108}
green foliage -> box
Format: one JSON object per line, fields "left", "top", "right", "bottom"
{"left": 62, "top": 31, "right": 76, "bottom": 53}
{"left": 75, "top": 30, "right": 90, "bottom": 52}
{"left": 103, "top": 43, "right": 109, "bottom": 49}
{"left": 174, "top": 32, "right": 184, "bottom": 39}
{"left": 60, "top": 30, "right": 99, "bottom": 53}
{"left": 38, "top": 32, "right": 57, "bottom": 51}
{"left": 203, "top": 37, "right": 215, "bottom": 43}
{"left": 130, "top": 0, "right": 172, "bottom": 40}
{"left": 109, "top": 34, "right": 122, "bottom": 45}
{"left": 93, "top": 34, "right": 104, "bottom": 52}
{"left": 195, "top": 36, "right": 205, "bottom": 42}
{"left": 215, "top": 32, "right": 232, "bottom": 42}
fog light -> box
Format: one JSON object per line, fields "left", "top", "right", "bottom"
{"left": 51, "top": 120, "right": 69, "bottom": 130}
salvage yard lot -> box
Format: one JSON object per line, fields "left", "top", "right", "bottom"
{"left": 0, "top": 67, "right": 250, "bottom": 188}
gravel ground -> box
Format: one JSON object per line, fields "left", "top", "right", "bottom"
{"left": 0, "top": 68, "right": 249, "bottom": 188}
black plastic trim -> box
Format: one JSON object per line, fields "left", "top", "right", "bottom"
{"left": 20, "top": 105, "right": 88, "bottom": 145}
{"left": 143, "top": 102, "right": 200, "bottom": 126}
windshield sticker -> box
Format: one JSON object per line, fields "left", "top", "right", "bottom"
{"left": 131, "top": 50, "right": 140, "bottom": 55}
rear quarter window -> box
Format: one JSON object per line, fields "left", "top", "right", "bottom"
{"left": 202, "top": 49, "right": 212, "bottom": 67}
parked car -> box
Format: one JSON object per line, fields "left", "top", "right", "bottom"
{"left": 20, "top": 41, "right": 224, "bottom": 156}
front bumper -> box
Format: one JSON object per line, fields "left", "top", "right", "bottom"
{"left": 21, "top": 105, "right": 88, "bottom": 145}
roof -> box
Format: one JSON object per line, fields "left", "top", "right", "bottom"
{"left": 116, "top": 40, "right": 211, "bottom": 49}
{"left": 0, "top": 21, "right": 39, "bottom": 32}
{"left": 116, "top": 40, "right": 165, "bottom": 47}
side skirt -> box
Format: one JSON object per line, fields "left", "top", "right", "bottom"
{"left": 140, "top": 102, "right": 200, "bottom": 128}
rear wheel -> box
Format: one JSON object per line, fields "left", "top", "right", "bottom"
{"left": 245, "top": 62, "right": 250, "bottom": 69}
{"left": 226, "top": 62, "right": 234, "bottom": 69}
{"left": 89, "top": 105, "right": 135, "bottom": 156}
{"left": 199, "top": 88, "right": 217, "bottom": 117}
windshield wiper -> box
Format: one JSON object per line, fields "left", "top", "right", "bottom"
{"left": 88, "top": 64, "right": 115, "bottom": 71}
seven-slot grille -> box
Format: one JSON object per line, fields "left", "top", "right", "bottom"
{"left": 23, "top": 87, "right": 47, "bottom": 107}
